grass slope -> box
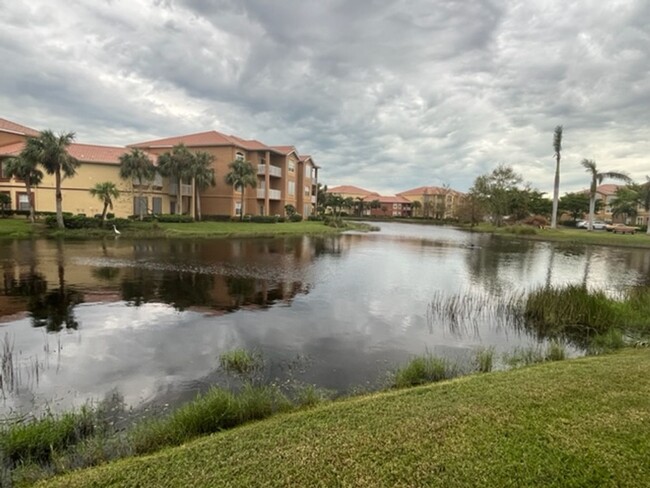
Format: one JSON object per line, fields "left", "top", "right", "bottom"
{"left": 43, "top": 349, "right": 650, "bottom": 488}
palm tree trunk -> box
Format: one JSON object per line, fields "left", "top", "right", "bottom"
{"left": 25, "top": 180, "right": 35, "bottom": 224}
{"left": 139, "top": 180, "right": 145, "bottom": 221}
{"left": 551, "top": 156, "right": 560, "bottom": 229}
{"left": 178, "top": 177, "right": 183, "bottom": 215}
{"left": 101, "top": 202, "right": 108, "bottom": 226}
{"left": 646, "top": 216, "right": 650, "bottom": 235}
{"left": 196, "top": 191, "right": 202, "bottom": 221}
{"left": 55, "top": 169, "right": 64, "bottom": 229}
{"left": 588, "top": 193, "right": 596, "bottom": 232}
{"left": 240, "top": 189, "right": 245, "bottom": 221}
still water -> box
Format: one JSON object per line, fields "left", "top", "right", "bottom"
{"left": 1, "top": 222, "right": 650, "bottom": 418}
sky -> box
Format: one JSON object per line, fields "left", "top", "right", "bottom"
{"left": 1, "top": 0, "right": 648, "bottom": 195}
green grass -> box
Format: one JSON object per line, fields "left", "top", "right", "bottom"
{"left": 393, "top": 354, "right": 456, "bottom": 388}
{"left": 39, "top": 349, "right": 650, "bottom": 488}
{"left": 219, "top": 349, "right": 262, "bottom": 376}
{"left": 474, "top": 346, "right": 495, "bottom": 373}
{"left": 0, "top": 218, "right": 36, "bottom": 238}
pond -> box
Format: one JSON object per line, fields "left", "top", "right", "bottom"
{"left": 1, "top": 222, "right": 650, "bottom": 418}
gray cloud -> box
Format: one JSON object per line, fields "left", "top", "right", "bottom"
{"left": 0, "top": 0, "right": 648, "bottom": 195}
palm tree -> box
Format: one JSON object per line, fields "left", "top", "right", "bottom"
{"left": 190, "top": 151, "right": 216, "bottom": 221}
{"left": 225, "top": 159, "right": 256, "bottom": 221}
{"left": 4, "top": 151, "right": 44, "bottom": 223}
{"left": 27, "top": 130, "right": 79, "bottom": 229}
{"left": 637, "top": 177, "right": 650, "bottom": 235}
{"left": 119, "top": 148, "right": 155, "bottom": 220}
{"left": 551, "top": 125, "right": 563, "bottom": 229}
{"left": 610, "top": 185, "right": 640, "bottom": 224}
{"left": 158, "top": 144, "right": 194, "bottom": 215}
{"left": 89, "top": 182, "right": 120, "bottom": 225}
{"left": 581, "top": 159, "right": 631, "bottom": 231}
{"left": 411, "top": 200, "right": 422, "bottom": 217}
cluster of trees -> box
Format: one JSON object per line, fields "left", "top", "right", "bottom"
{"left": 3, "top": 130, "right": 259, "bottom": 228}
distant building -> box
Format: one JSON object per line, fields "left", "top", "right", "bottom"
{"left": 397, "top": 186, "right": 464, "bottom": 219}
{"left": 362, "top": 195, "right": 412, "bottom": 217}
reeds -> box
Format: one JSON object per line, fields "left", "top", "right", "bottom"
{"left": 393, "top": 354, "right": 457, "bottom": 388}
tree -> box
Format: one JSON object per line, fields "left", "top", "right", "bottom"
{"left": 551, "top": 125, "right": 563, "bottom": 229}
{"left": 190, "top": 151, "right": 216, "bottom": 221}
{"left": 638, "top": 177, "right": 650, "bottom": 235}
{"left": 355, "top": 197, "right": 365, "bottom": 217}
{"left": 559, "top": 192, "right": 599, "bottom": 223}
{"left": 26, "top": 130, "right": 79, "bottom": 229}
{"left": 610, "top": 184, "right": 641, "bottom": 224}
{"left": 4, "top": 152, "right": 44, "bottom": 223}
{"left": 410, "top": 200, "right": 422, "bottom": 217}
{"left": 119, "top": 148, "right": 155, "bottom": 220}
{"left": 158, "top": 144, "right": 195, "bottom": 215}
{"left": 471, "top": 164, "right": 523, "bottom": 226}
{"left": 316, "top": 183, "right": 328, "bottom": 215}
{"left": 225, "top": 159, "right": 256, "bottom": 220}
{"left": 0, "top": 192, "right": 10, "bottom": 217}
{"left": 284, "top": 204, "right": 297, "bottom": 217}
{"left": 581, "top": 159, "right": 631, "bottom": 231}
{"left": 89, "top": 182, "right": 120, "bottom": 225}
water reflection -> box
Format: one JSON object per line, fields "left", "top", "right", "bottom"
{"left": 1, "top": 224, "right": 650, "bottom": 417}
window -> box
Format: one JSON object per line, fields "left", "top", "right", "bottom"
{"left": 288, "top": 161, "right": 295, "bottom": 173}
{"left": 288, "top": 181, "right": 295, "bottom": 196}
{"left": 304, "top": 186, "right": 310, "bottom": 196}
{"left": 152, "top": 197, "right": 162, "bottom": 214}
{"left": 304, "top": 164, "right": 310, "bottom": 178}
{"left": 236, "top": 152, "right": 244, "bottom": 162}
{"left": 133, "top": 196, "right": 148, "bottom": 215}
{"left": 152, "top": 173, "right": 163, "bottom": 188}
{"left": 0, "top": 161, "right": 9, "bottom": 180}
{"left": 235, "top": 202, "right": 242, "bottom": 216}
{"left": 17, "top": 193, "right": 31, "bottom": 211}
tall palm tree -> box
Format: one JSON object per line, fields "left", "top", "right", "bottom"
{"left": 119, "top": 148, "right": 155, "bottom": 220}
{"left": 638, "top": 177, "right": 650, "bottom": 235}
{"left": 225, "top": 159, "right": 256, "bottom": 221}
{"left": 89, "top": 181, "right": 120, "bottom": 225}
{"left": 191, "top": 151, "right": 216, "bottom": 221}
{"left": 411, "top": 200, "right": 422, "bottom": 217}
{"left": 158, "top": 144, "right": 194, "bottom": 215}
{"left": 581, "top": 159, "right": 631, "bottom": 231}
{"left": 4, "top": 152, "right": 44, "bottom": 223}
{"left": 27, "top": 130, "right": 79, "bottom": 229}
{"left": 551, "top": 125, "right": 563, "bottom": 229}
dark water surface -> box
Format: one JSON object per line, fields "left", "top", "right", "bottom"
{"left": 1, "top": 222, "right": 650, "bottom": 417}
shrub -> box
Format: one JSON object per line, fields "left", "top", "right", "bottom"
{"left": 250, "top": 215, "right": 279, "bottom": 223}
{"left": 202, "top": 215, "right": 232, "bottom": 222}
{"left": 289, "top": 214, "right": 303, "bottom": 222}
{"left": 154, "top": 214, "right": 194, "bottom": 223}
{"left": 308, "top": 215, "right": 323, "bottom": 221}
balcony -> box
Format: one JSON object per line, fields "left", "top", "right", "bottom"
{"left": 257, "top": 164, "right": 282, "bottom": 178}
{"left": 169, "top": 183, "right": 193, "bottom": 196}
{"left": 256, "top": 189, "right": 282, "bottom": 200}
{"left": 311, "top": 195, "right": 316, "bottom": 204}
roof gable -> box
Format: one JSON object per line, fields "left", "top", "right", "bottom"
{"left": 0, "top": 117, "right": 40, "bottom": 137}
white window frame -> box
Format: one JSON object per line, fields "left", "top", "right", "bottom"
{"left": 288, "top": 160, "right": 295, "bottom": 173}
{"left": 235, "top": 201, "right": 242, "bottom": 215}
{"left": 288, "top": 181, "right": 295, "bottom": 196}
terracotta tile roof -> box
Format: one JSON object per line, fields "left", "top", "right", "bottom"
{"left": 130, "top": 130, "right": 238, "bottom": 149}
{"left": 596, "top": 184, "right": 622, "bottom": 196}
{"left": 398, "top": 185, "right": 463, "bottom": 197}
{"left": 0, "top": 141, "right": 149, "bottom": 165}
{"left": 0, "top": 142, "right": 24, "bottom": 157}
{"left": 0, "top": 117, "right": 40, "bottom": 137}
{"left": 227, "top": 135, "right": 271, "bottom": 151}
{"left": 363, "top": 195, "right": 411, "bottom": 204}
{"left": 328, "top": 185, "right": 377, "bottom": 196}
{"left": 270, "top": 145, "right": 297, "bottom": 156}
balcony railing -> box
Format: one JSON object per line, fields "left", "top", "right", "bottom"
{"left": 257, "top": 164, "right": 283, "bottom": 178}
{"left": 256, "top": 189, "right": 282, "bottom": 200}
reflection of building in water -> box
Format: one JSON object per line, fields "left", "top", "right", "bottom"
{"left": 0, "top": 236, "right": 346, "bottom": 323}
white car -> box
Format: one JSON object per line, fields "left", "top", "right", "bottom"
{"left": 577, "top": 220, "right": 606, "bottom": 230}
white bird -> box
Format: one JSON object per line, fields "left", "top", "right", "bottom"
{"left": 113, "top": 225, "right": 121, "bottom": 235}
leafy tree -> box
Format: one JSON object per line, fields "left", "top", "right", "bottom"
{"left": 355, "top": 197, "right": 365, "bottom": 217}
{"left": 610, "top": 185, "right": 641, "bottom": 223}
{"left": 316, "top": 183, "right": 328, "bottom": 215}
{"left": 508, "top": 187, "right": 551, "bottom": 221}
{"left": 551, "top": 125, "right": 563, "bottom": 229}
{"left": 158, "top": 144, "right": 195, "bottom": 215}
{"left": 89, "top": 182, "right": 120, "bottom": 225}
{"left": 581, "top": 159, "right": 631, "bottom": 231}
{"left": 191, "top": 151, "right": 216, "bottom": 221}
{"left": 369, "top": 199, "right": 381, "bottom": 213}
{"left": 4, "top": 152, "right": 44, "bottom": 223}
{"left": 324, "top": 193, "right": 353, "bottom": 219}
{"left": 119, "top": 148, "right": 155, "bottom": 220}
{"left": 225, "top": 158, "right": 256, "bottom": 220}
{"left": 0, "top": 192, "right": 10, "bottom": 217}
{"left": 410, "top": 200, "right": 422, "bottom": 216}
{"left": 25, "top": 130, "right": 79, "bottom": 229}
{"left": 470, "top": 164, "right": 523, "bottom": 226}
{"left": 284, "top": 204, "right": 297, "bottom": 217}
{"left": 638, "top": 177, "right": 650, "bottom": 235}
{"left": 559, "top": 192, "right": 600, "bottom": 222}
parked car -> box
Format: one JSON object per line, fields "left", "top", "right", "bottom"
{"left": 610, "top": 224, "right": 637, "bottom": 234}
{"left": 576, "top": 220, "right": 606, "bottom": 229}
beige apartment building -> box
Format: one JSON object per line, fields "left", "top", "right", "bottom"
{"left": 397, "top": 186, "right": 464, "bottom": 219}
{"left": 0, "top": 117, "right": 319, "bottom": 218}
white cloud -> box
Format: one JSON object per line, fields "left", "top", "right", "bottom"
{"left": 0, "top": 0, "right": 648, "bottom": 195}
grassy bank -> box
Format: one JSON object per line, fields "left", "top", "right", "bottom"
{"left": 41, "top": 349, "right": 650, "bottom": 488}
{"left": 0, "top": 218, "right": 370, "bottom": 240}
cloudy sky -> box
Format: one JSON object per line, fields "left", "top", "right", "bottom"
{"left": 1, "top": 0, "right": 648, "bottom": 195}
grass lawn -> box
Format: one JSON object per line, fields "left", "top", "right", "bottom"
{"left": 0, "top": 218, "right": 36, "bottom": 238}
{"left": 42, "top": 349, "right": 650, "bottom": 488}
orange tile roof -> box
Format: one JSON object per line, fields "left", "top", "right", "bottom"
{"left": 364, "top": 195, "right": 411, "bottom": 204}
{"left": 398, "top": 185, "right": 463, "bottom": 197}
{"left": 0, "top": 141, "right": 148, "bottom": 165}
{"left": 328, "top": 185, "right": 377, "bottom": 196}
{"left": 0, "top": 117, "right": 40, "bottom": 137}
{"left": 270, "top": 145, "right": 297, "bottom": 156}
{"left": 596, "top": 184, "right": 622, "bottom": 196}
{"left": 130, "top": 130, "right": 237, "bottom": 149}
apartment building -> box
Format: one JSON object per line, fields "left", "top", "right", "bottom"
{"left": 0, "top": 117, "right": 319, "bottom": 218}
{"left": 363, "top": 195, "right": 412, "bottom": 217}
{"left": 583, "top": 184, "right": 650, "bottom": 226}
{"left": 397, "top": 186, "right": 464, "bottom": 219}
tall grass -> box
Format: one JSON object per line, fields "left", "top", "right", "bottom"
{"left": 219, "top": 349, "right": 262, "bottom": 376}
{"left": 393, "top": 354, "right": 456, "bottom": 388}
{"left": 474, "top": 347, "right": 495, "bottom": 373}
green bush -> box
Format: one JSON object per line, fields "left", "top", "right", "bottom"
{"left": 307, "top": 215, "right": 323, "bottom": 221}
{"left": 250, "top": 215, "right": 279, "bottom": 223}
{"left": 154, "top": 214, "right": 194, "bottom": 223}
{"left": 289, "top": 214, "right": 303, "bottom": 222}
{"left": 202, "top": 215, "right": 232, "bottom": 222}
